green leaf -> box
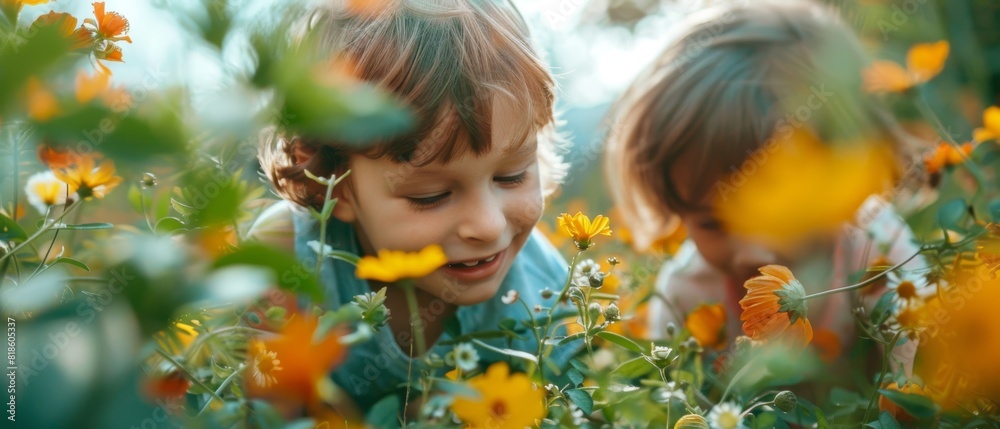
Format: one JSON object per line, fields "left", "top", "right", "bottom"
{"left": 558, "top": 331, "right": 585, "bottom": 345}
{"left": 49, "top": 257, "right": 90, "bottom": 272}
{"left": 594, "top": 331, "right": 644, "bottom": 354}
{"left": 877, "top": 389, "right": 940, "bottom": 419}
{"left": 0, "top": 213, "right": 27, "bottom": 241}
{"left": 815, "top": 407, "right": 830, "bottom": 429}
{"left": 564, "top": 389, "right": 594, "bottom": 415}
{"left": 752, "top": 412, "right": 779, "bottom": 429}
{"left": 212, "top": 243, "right": 323, "bottom": 301}
{"left": 866, "top": 411, "right": 901, "bottom": 429}
{"left": 366, "top": 395, "right": 401, "bottom": 429}
{"left": 937, "top": 198, "right": 969, "bottom": 233}
{"left": 154, "top": 217, "right": 185, "bottom": 235}
{"left": 55, "top": 223, "right": 114, "bottom": 231}
{"left": 989, "top": 198, "right": 1000, "bottom": 222}
{"left": 613, "top": 356, "right": 653, "bottom": 378}
{"left": 567, "top": 368, "right": 584, "bottom": 387}
{"left": 471, "top": 339, "right": 538, "bottom": 364}
{"left": 870, "top": 291, "right": 896, "bottom": 326}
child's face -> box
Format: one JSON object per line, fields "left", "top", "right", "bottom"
{"left": 671, "top": 155, "right": 832, "bottom": 284}
{"left": 333, "top": 107, "right": 544, "bottom": 305}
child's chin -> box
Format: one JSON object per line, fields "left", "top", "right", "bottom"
{"left": 445, "top": 281, "right": 503, "bottom": 306}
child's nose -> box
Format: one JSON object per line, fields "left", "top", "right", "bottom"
{"left": 457, "top": 196, "right": 506, "bottom": 244}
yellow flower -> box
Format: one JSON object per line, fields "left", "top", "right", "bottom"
{"left": 557, "top": 212, "right": 612, "bottom": 250}
{"left": 355, "top": 244, "right": 447, "bottom": 282}
{"left": 51, "top": 153, "right": 123, "bottom": 199}
{"left": 24, "top": 171, "right": 76, "bottom": 215}
{"left": 31, "top": 11, "right": 93, "bottom": 50}
{"left": 863, "top": 41, "right": 949, "bottom": 93}
{"left": 715, "top": 127, "right": 895, "bottom": 248}
{"left": 739, "top": 265, "right": 813, "bottom": 347}
{"left": 245, "top": 316, "right": 347, "bottom": 405}
{"left": 973, "top": 106, "right": 1000, "bottom": 143}
{"left": 451, "top": 362, "right": 545, "bottom": 429}
{"left": 24, "top": 77, "right": 60, "bottom": 121}
{"left": 685, "top": 303, "right": 727, "bottom": 350}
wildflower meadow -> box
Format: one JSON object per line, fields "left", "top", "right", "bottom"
{"left": 1, "top": 1, "right": 999, "bottom": 429}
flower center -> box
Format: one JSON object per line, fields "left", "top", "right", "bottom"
{"left": 897, "top": 281, "right": 917, "bottom": 300}
{"left": 718, "top": 412, "right": 740, "bottom": 429}
{"left": 490, "top": 400, "right": 508, "bottom": 419}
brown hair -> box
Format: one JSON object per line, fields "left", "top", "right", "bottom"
{"left": 605, "top": 0, "right": 916, "bottom": 250}
{"left": 260, "top": 0, "right": 567, "bottom": 208}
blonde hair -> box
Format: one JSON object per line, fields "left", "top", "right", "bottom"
{"left": 605, "top": 0, "right": 916, "bottom": 251}
{"left": 260, "top": 0, "right": 567, "bottom": 208}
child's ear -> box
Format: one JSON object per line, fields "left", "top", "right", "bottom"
{"left": 290, "top": 139, "right": 318, "bottom": 165}
{"left": 330, "top": 181, "right": 358, "bottom": 224}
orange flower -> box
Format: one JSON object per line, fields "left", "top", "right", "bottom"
{"left": 75, "top": 69, "right": 111, "bottom": 104}
{"left": 51, "top": 152, "right": 123, "bottom": 199}
{"left": 31, "top": 11, "right": 93, "bottom": 50}
{"left": 648, "top": 224, "right": 687, "bottom": 256}
{"left": 978, "top": 223, "right": 1000, "bottom": 272}
{"left": 739, "top": 265, "right": 813, "bottom": 347}
{"left": 86, "top": 2, "right": 131, "bottom": 42}
{"left": 37, "top": 144, "right": 76, "bottom": 169}
{"left": 864, "top": 41, "right": 949, "bottom": 93}
{"left": 245, "top": 315, "right": 347, "bottom": 405}
{"left": 973, "top": 106, "right": 1000, "bottom": 143}
{"left": 24, "top": 77, "right": 59, "bottom": 121}
{"left": 685, "top": 303, "right": 727, "bottom": 350}
{"left": 83, "top": 2, "right": 131, "bottom": 66}
{"left": 143, "top": 370, "right": 191, "bottom": 401}
{"left": 924, "top": 141, "right": 974, "bottom": 175}
{"left": 810, "top": 329, "right": 841, "bottom": 363}
{"left": 878, "top": 382, "right": 932, "bottom": 422}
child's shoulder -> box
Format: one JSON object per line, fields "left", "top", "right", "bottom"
{"left": 513, "top": 229, "right": 570, "bottom": 285}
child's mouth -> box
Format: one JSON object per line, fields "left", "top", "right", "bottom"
{"left": 441, "top": 249, "right": 505, "bottom": 282}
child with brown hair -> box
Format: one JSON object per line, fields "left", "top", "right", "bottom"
{"left": 605, "top": 0, "right": 927, "bottom": 358}
{"left": 250, "top": 0, "right": 574, "bottom": 411}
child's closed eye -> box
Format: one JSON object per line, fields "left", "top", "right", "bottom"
{"left": 405, "top": 172, "right": 529, "bottom": 211}
{"left": 494, "top": 171, "right": 528, "bottom": 186}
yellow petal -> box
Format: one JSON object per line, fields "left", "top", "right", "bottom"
{"left": 907, "top": 41, "right": 949, "bottom": 83}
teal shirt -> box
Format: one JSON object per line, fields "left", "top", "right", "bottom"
{"left": 291, "top": 207, "right": 578, "bottom": 410}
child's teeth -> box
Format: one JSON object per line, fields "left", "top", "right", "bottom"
{"left": 484, "top": 255, "right": 496, "bottom": 262}
{"left": 461, "top": 261, "right": 479, "bottom": 267}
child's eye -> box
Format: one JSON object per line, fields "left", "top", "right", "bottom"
{"left": 495, "top": 171, "right": 527, "bottom": 185}
{"left": 406, "top": 192, "right": 450, "bottom": 210}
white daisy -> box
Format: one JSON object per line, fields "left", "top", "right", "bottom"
{"left": 24, "top": 171, "right": 75, "bottom": 215}
{"left": 573, "top": 259, "right": 600, "bottom": 286}
{"left": 452, "top": 342, "right": 479, "bottom": 372}
{"left": 500, "top": 290, "right": 519, "bottom": 304}
{"left": 707, "top": 402, "right": 746, "bottom": 429}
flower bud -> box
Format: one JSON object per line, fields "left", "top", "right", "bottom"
{"left": 606, "top": 256, "right": 620, "bottom": 267}
{"left": 140, "top": 172, "right": 158, "bottom": 189}
{"left": 774, "top": 390, "right": 798, "bottom": 413}
{"left": 588, "top": 272, "right": 605, "bottom": 288}
{"left": 665, "top": 322, "right": 677, "bottom": 338}
{"left": 673, "top": 414, "right": 709, "bottom": 429}
{"left": 603, "top": 303, "right": 621, "bottom": 321}
{"left": 540, "top": 288, "right": 554, "bottom": 299}
{"left": 587, "top": 302, "right": 603, "bottom": 320}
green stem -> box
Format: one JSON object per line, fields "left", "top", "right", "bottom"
{"left": 0, "top": 199, "right": 83, "bottom": 264}
{"left": 863, "top": 330, "right": 902, "bottom": 423}
{"left": 198, "top": 364, "right": 243, "bottom": 415}
{"left": 402, "top": 280, "right": 427, "bottom": 356}
{"left": 155, "top": 348, "right": 227, "bottom": 404}
{"left": 802, "top": 246, "right": 928, "bottom": 301}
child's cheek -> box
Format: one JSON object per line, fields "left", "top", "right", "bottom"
{"left": 509, "top": 186, "right": 544, "bottom": 232}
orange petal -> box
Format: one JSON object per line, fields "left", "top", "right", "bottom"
{"left": 25, "top": 77, "right": 60, "bottom": 121}
{"left": 863, "top": 61, "right": 912, "bottom": 93}
{"left": 907, "top": 41, "right": 949, "bottom": 84}
{"left": 75, "top": 69, "right": 110, "bottom": 103}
